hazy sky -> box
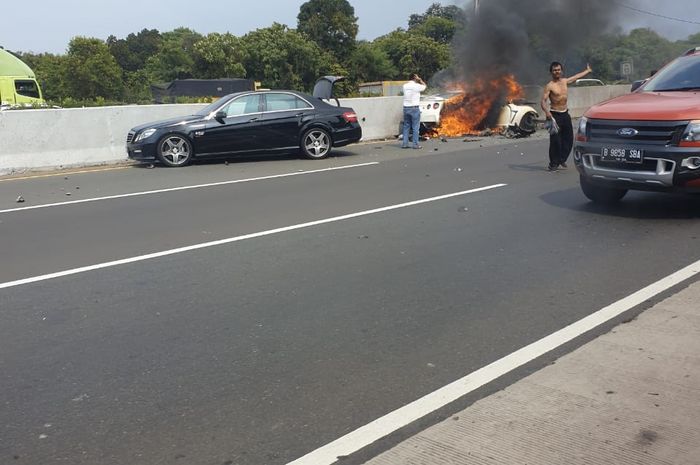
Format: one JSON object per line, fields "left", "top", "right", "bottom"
{"left": 1, "top": 0, "right": 698, "bottom": 55}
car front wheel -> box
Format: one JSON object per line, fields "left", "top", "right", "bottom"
{"left": 580, "top": 175, "right": 627, "bottom": 204}
{"left": 301, "top": 128, "right": 332, "bottom": 159}
{"left": 157, "top": 134, "right": 193, "bottom": 167}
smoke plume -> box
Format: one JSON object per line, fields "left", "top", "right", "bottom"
{"left": 449, "top": 0, "right": 622, "bottom": 84}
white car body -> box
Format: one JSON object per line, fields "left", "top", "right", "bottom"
{"left": 417, "top": 93, "right": 540, "bottom": 136}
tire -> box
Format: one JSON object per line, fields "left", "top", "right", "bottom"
{"left": 300, "top": 128, "right": 332, "bottom": 159}
{"left": 156, "top": 134, "right": 193, "bottom": 167}
{"left": 517, "top": 111, "right": 538, "bottom": 135}
{"left": 580, "top": 175, "right": 627, "bottom": 204}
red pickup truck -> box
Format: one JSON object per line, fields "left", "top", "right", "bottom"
{"left": 574, "top": 47, "right": 700, "bottom": 203}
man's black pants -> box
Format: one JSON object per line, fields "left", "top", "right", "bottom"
{"left": 549, "top": 110, "right": 574, "bottom": 168}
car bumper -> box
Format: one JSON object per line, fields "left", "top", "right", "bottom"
{"left": 574, "top": 141, "right": 700, "bottom": 192}
{"left": 333, "top": 125, "right": 362, "bottom": 147}
{"left": 126, "top": 140, "right": 158, "bottom": 161}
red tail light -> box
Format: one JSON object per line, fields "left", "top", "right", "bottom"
{"left": 342, "top": 111, "right": 358, "bottom": 123}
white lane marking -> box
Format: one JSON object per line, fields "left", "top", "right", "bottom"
{"left": 287, "top": 259, "right": 700, "bottom": 465}
{"left": 0, "top": 163, "right": 379, "bottom": 214}
{"left": 0, "top": 184, "right": 506, "bottom": 290}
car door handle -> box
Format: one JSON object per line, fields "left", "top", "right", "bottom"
{"left": 248, "top": 117, "right": 259, "bottom": 122}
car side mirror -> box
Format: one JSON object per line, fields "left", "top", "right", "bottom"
{"left": 215, "top": 110, "right": 227, "bottom": 123}
{"left": 630, "top": 80, "right": 645, "bottom": 92}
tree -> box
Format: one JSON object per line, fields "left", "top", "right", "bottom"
{"left": 411, "top": 16, "right": 457, "bottom": 45}
{"left": 374, "top": 29, "right": 451, "bottom": 81}
{"left": 192, "top": 33, "right": 246, "bottom": 78}
{"left": 297, "top": 0, "right": 358, "bottom": 61}
{"left": 107, "top": 28, "right": 162, "bottom": 72}
{"left": 64, "top": 37, "right": 124, "bottom": 100}
{"left": 241, "top": 23, "right": 334, "bottom": 90}
{"left": 145, "top": 28, "right": 203, "bottom": 82}
{"left": 348, "top": 42, "right": 398, "bottom": 82}
{"left": 408, "top": 3, "right": 466, "bottom": 30}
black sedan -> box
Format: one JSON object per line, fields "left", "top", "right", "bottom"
{"left": 126, "top": 89, "right": 362, "bottom": 167}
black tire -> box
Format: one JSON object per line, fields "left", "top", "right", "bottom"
{"left": 156, "top": 134, "right": 193, "bottom": 167}
{"left": 580, "top": 175, "right": 627, "bottom": 204}
{"left": 300, "top": 128, "right": 332, "bottom": 159}
{"left": 517, "top": 111, "right": 538, "bottom": 134}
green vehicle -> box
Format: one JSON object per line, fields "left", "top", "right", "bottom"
{"left": 0, "top": 48, "right": 45, "bottom": 109}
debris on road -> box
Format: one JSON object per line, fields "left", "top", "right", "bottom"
{"left": 16, "top": 195, "right": 25, "bottom": 203}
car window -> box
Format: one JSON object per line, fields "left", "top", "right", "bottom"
{"left": 644, "top": 55, "right": 700, "bottom": 92}
{"left": 222, "top": 94, "right": 261, "bottom": 117}
{"left": 265, "top": 93, "right": 312, "bottom": 112}
{"left": 14, "top": 80, "right": 40, "bottom": 98}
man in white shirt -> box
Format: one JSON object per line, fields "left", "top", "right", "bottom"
{"left": 402, "top": 73, "right": 427, "bottom": 149}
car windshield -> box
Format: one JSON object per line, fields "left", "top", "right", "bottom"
{"left": 643, "top": 55, "right": 700, "bottom": 92}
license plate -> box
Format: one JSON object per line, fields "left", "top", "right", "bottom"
{"left": 601, "top": 147, "right": 644, "bottom": 163}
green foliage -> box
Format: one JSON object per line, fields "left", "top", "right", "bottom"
{"left": 411, "top": 16, "right": 457, "bottom": 45}
{"left": 297, "top": 0, "right": 358, "bottom": 61}
{"left": 348, "top": 42, "right": 398, "bottom": 82}
{"left": 192, "top": 33, "right": 247, "bottom": 78}
{"left": 241, "top": 23, "right": 332, "bottom": 91}
{"left": 408, "top": 3, "right": 466, "bottom": 30}
{"left": 374, "top": 29, "right": 451, "bottom": 81}
{"left": 144, "top": 28, "right": 203, "bottom": 82}
{"left": 582, "top": 28, "right": 691, "bottom": 82}
{"left": 107, "top": 29, "right": 162, "bottom": 72}
{"left": 64, "top": 37, "right": 124, "bottom": 100}
{"left": 122, "top": 69, "right": 155, "bottom": 104}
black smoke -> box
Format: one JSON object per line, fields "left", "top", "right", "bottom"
{"left": 446, "top": 0, "right": 622, "bottom": 85}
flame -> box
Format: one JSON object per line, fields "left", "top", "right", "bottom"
{"left": 437, "top": 75, "right": 524, "bottom": 137}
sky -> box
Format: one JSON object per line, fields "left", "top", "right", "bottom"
{"left": 1, "top": 0, "right": 699, "bottom": 55}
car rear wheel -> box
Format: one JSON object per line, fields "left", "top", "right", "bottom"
{"left": 301, "top": 128, "right": 332, "bottom": 159}
{"left": 157, "top": 134, "right": 193, "bottom": 167}
{"left": 580, "top": 175, "right": 627, "bottom": 204}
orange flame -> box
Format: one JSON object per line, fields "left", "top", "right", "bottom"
{"left": 437, "top": 75, "right": 524, "bottom": 137}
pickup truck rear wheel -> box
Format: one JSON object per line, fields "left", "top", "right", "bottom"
{"left": 580, "top": 175, "right": 627, "bottom": 204}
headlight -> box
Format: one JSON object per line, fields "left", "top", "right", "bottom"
{"left": 577, "top": 117, "right": 588, "bottom": 136}
{"left": 134, "top": 128, "right": 156, "bottom": 142}
{"left": 682, "top": 120, "right": 700, "bottom": 142}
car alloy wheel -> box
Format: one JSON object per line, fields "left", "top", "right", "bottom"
{"left": 157, "top": 135, "right": 193, "bottom": 167}
{"left": 301, "top": 128, "right": 331, "bottom": 159}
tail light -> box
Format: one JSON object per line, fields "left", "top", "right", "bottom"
{"left": 433, "top": 103, "right": 440, "bottom": 109}
{"left": 342, "top": 111, "right": 358, "bottom": 123}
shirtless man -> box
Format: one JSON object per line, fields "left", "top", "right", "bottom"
{"left": 541, "top": 62, "right": 592, "bottom": 171}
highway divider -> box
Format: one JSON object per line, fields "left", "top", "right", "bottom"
{"left": 0, "top": 86, "right": 629, "bottom": 175}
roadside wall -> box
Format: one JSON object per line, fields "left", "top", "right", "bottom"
{"left": 0, "top": 87, "right": 628, "bottom": 175}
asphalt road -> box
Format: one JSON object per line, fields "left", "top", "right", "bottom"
{"left": 2, "top": 135, "right": 700, "bottom": 465}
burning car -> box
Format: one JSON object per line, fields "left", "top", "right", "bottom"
{"left": 400, "top": 75, "right": 540, "bottom": 139}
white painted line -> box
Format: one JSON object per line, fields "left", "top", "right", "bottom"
{"left": 287, "top": 259, "right": 700, "bottom": 465}
{"left": 0, "top": 184, "right": 506, "bottom": 290}
{"left": 0, "top": 162, "right": 379, "bottom": 214}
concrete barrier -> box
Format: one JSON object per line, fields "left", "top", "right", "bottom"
{"left": 0, "top": 86, "right": 631, "bottom": 175}
{"left": 568, "top": 84, "right": 630, "bottom": 117}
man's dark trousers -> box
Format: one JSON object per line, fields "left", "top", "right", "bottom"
{"left": 549, "top": 110, "right": 574, "bottom": 168}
